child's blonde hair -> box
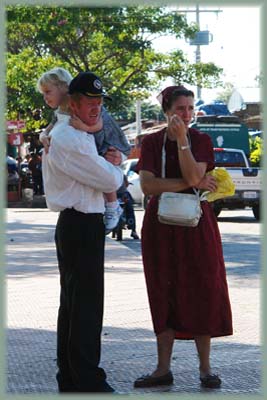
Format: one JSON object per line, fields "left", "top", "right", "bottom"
{"left": 37, "top": 67, "right": 73, "bottom": 93}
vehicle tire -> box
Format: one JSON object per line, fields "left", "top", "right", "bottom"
{"left": 213, "top": 203, "right": 222, "bottom": 218}
{"left": 252, "top": 204, "right": 260, "bottom": 221}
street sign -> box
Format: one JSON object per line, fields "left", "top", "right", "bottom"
{"left": 8, "top": 133, "right": 24, "bottom": 146}
{"left": 189, "top": 30, "right": 213, "bottom": 46}
{"left": 7, "top": 120, "right": 26, "bottom": 130}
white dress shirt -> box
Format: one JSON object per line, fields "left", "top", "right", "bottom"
{"left": 42, "top": 114, "right": 123, "bottom": 213}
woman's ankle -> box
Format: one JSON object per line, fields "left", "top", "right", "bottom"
{"left": 199, "top": 366, "right": 211, "bottom": 378}
{"left": 152, "top": 367, "right": 171, "bottom": 377}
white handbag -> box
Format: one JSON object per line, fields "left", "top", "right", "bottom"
{"left": 158, "top": 191, "right": 202, "bottom": 227}
{"left": 157, "top": 131, "right": 205, "bottom": 227}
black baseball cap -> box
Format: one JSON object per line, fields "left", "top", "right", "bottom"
{"left": 69, "top": 71, "right": 112, "bottom": 100}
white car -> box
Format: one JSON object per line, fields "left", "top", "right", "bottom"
{"left": 120, "top": 158, "right": 143, "bottom": 205}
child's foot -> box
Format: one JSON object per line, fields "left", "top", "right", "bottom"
{"left": 105, "top": 204, "right": 123, "bottom": 234}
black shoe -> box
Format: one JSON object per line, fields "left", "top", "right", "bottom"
{"left": 134, "top": 371, "right": 173, "bottom": 388}
{"left": 60, "top": 382, "right": 115, "bottom": 393}
{"left": 94, "top": 381, "right": 115, "bottom": 392}
{"left": 58, "top": 382, "right": 77, "bottom": 392}
{"left": 57, "top": 373, "right": 77, "bottom": 392}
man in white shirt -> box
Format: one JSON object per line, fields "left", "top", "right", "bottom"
{"left": 42, "top": 72, "right": 123, "bottom": 393}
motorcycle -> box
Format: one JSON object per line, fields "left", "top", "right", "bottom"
{"left": 20, "top": 165, "right": 33, "bottom": 189}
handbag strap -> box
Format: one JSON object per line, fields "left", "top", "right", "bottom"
{"left": 161, "top": 129, "right": 201, "bottom": 198}
{"left": 161, "top": 130, "right": 168, "bottom": 179}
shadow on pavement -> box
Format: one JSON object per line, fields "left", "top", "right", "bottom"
{"left": 6, "top": 223, "right": 261, "bottom": 282}
{"left": 6, "top": 220, "right": 56, "bottom": 245}
{"left": 7, "top": 326, "right": 262, "bottom": 395}
{"left": 221, "top": 233, "right": 260, "bottom": 283}
{"left": 217, "top": 215, "right": 258, "bottom": 224}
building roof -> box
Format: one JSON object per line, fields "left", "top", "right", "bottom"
{"left": 235, "top": 87, "right": 261, "bottom": 103}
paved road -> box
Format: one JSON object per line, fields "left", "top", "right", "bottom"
{"left": 6, "top": 207, "right": 262, "bottom": 395}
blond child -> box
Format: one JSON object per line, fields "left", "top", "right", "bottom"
{"left": 37, "top": 67, "right": 131, "bottom": 232}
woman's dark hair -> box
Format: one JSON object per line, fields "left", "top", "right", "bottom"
{"left": 162, "top": 88, "right": 194, "bottom": 113}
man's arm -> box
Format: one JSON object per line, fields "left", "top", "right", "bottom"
{"left": 49, "top": 131, "right": 123, "bottom": 193}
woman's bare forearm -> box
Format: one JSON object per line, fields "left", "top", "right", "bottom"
{"left": 139, "top": 171, "right": 189, "bottom": 195}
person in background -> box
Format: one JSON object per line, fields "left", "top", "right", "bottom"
{"left": 16, "top": 156, "right": 22, "bottom": 172}
{"left": 41, "top": 71, "right": 123, "bottom": 393}
{"left": 37, "top": 67, "right": 131, "bottom": 232}
{"left": 116, "top": 174, "right": 139, "bottom": 240}
{"left": 22, "top": 154, "right": 31, "bottom": 162}
{"left": 28, "top": 152, "right": 43, "bottom": 195}
{"left": 6, "top": 155, "right": 20, "bottom": 186}
{"left": 134, "top": 85, "right": 233, "bottom": 389}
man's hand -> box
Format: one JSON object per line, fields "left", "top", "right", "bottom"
{"left": 104, "top": 147, "right": 122, "bottom": 165}
{"left": 196, "top": 175, "right": 217, "bottom": 192}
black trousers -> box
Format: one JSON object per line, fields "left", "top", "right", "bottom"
{"left": 32, "top": 173, "right": 44, "bottom": 195}
{"left": 55, "top": 208, "right": 107, "bottom": 392}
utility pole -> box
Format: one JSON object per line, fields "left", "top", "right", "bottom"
{"left": 195, "top": 4, "right": 201, "bottom": 99}
{"left": 136, "top": 99, "right": 142, "bottom": 135}
{"left": 180, "top": 6, "right": 222, "bottom": 100}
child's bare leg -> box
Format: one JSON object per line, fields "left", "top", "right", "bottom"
{"left": 104, "top": 192, "right": 117, "bottom": 203}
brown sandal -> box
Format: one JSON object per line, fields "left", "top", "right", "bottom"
{"left": 200, "top": 374, "right": 221, "bottom": 388}
{"left": 134, "top": 371, "right": 173, "bottom": 388}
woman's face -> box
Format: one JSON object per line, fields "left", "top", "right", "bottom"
{"left": 166, "top": 95, "right": 195, "bottom": 128}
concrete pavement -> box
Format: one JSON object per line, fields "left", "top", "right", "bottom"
{"left": 6, "top": 207, "right": 262, "bottom": 396}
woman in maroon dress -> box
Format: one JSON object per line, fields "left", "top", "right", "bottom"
{"left": 134, "top": 86, "right": 233, "bottom": 389}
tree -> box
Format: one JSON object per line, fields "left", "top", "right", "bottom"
{"left": 255, "top": 72, "right": 263, "bottom": 87}
{"left": 214, "top": 82, "right": 235, "bottom": 103}
{"left": 7, "top": 6, "right": 223, "bottom": 129}
{"left": 249, "top": 136, "right": 262, "bottom": 167}
{"left": 141, "top": 102, "right": 165, "bottom": 121}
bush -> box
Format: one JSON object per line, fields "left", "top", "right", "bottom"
{"left": 249, "top": 136, "right": 262, "bottom": 167}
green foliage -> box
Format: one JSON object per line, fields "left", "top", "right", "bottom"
{"left": 255, "top": 72, "right": 263, "bottom": 86}
{"left": 214, "top": 82, "right": 235, "bottom": 103}
{"left": 141, "top": 102, "right": 165, "bottom": 121}
{"left": 6, "top": 5, "right": 224, "bottom": 129}
{"left": 249, "top": 136, "right": 262, "bottom": 166}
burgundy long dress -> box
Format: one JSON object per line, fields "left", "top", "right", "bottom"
{"left": 137, "top": 127, "right": 233, "bottom": 340}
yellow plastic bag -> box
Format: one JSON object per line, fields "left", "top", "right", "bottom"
{"left": 205, "top": 167, "right": 235, "bottom": 202}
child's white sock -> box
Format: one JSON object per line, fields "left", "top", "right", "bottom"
{"left": 106, "top": 200, "right": 119, "bottom": 208}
